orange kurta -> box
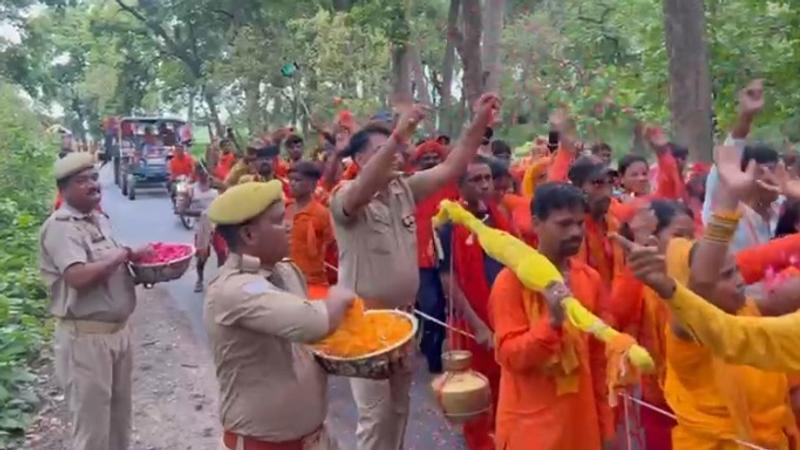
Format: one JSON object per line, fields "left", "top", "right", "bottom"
{"left": 546, "top": 145, "right": 573, "bottom": 182}
{"left": 286, "top": 199, "right": 334, "bottom": 299}
{"left": 490, "top": 261, "right": 613, "bottom": 450}
{"left": 168, "top": 153, "right": 195, "bottom": 179}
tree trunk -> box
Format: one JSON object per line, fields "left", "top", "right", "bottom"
{"left": 441, "top": 0, "right": 460, "bottom": 132}
{"left": 409, "top": 44, "right": 435, "bottom": 133}
{"left": 631, "top": 121, "right": 647, "bottom": 155}
{"left": 203, "top": 87, "right": 223, "bottom": 136}
{"left": 482, "top": 0, "right": 505, "bottom": 92}
{"left": 456, "top": 0, "right": 483, "bottom": 112}
{"left": 391, "top": 43, "right": 413, "bottom": 104}
{"left": 663, "top": 0, "right": 713, "bottom": 163}
{"left": 244, "top": 78, "right": 261, "bottom": 136}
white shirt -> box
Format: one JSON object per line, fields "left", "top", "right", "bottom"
{"left": 190, "top": 183, "right": 218, "bottom": 212}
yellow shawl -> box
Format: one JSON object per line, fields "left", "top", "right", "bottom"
{"left": 665, "top": 238, "right": 796, "bottom": 448}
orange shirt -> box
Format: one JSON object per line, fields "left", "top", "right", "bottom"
{"left": 286, "top": 199, "right": 334, "bottom": 287}
{"left": 546, "top": 145, "right": 574, "bottom": 182}
{"left": 214, "top": 152, "right": 236, "bottom": 180}
{"left": 490, "top": 261, "right": 613, "bottom": 450}
{"left": 274, "top": 158, "right": 291, "bottom": 179}
{"left": 169, "top": 153, "right": 195, "bottom": 179}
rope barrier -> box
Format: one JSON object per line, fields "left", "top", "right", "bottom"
{"left": 618, "top": 393, "right": 773, "bottom": 450}
{"left": 323, "top": 261, "right": 478, "bottom": 341}
{"left": 322, "top": 238, "right": 773, "bottom": 450}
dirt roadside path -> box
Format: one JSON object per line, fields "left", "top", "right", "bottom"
{"left": 24, "top": 286, "right": 221, "bottom": 450}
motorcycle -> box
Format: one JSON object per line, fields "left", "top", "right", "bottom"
{"left": 172, "top": 176, "right": 198, "bottom": 230}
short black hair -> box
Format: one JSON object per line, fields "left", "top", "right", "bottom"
{"left": 254, "top": 144, "right": 280, "bottom": 159}
{"left": 288, "top": 160, "right": 322, "bottom": 180}
{"left": 741, "top": 143, "right": 779, "bottom": 171}
{"left": 568, "top": 156, "right": 609, "bottom": 187}
{"left": 591, "top": 142, "right": 612, "bottom": 155}
{"left": 532, "top": 182, "right": 587, "bottom": 220}
{"left": 216, "top": 224, "right": 244, "bottom": 252}
{"left": 650, "top": 199, "right": 693, "bottom": 234}
{"left": 286, "top": 134, "right": 303, "bottom": 146}
{"left": 618, "top": 154, "right": 648, "bottom": 176}
{"left": 669, "top": 143, "right": 689, "bottom": 160}
{"left": 776, "top": 200, "right": 800, "bottom": 238}
{"left": 491, "top": 139, "right": 511, "bottom": 156}
{"left": 341, "top": 122, "right": 392, "bottom": 158}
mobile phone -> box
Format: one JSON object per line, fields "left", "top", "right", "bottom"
{"left": 547, "top": 131, "right": 559, "bottom": 153}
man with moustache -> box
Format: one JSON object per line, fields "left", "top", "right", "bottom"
{"left": 38, "top": 153, "right": 151, "bottom": 450}
{"left": 489, "top": 182, "right": 613, "bottom": 450}
{"left": 437, "top": 157, "right": 504, "bottom": 450}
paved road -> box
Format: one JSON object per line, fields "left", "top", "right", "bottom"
{"left": 98, "top": 166, "right": 466, "bottom": 449}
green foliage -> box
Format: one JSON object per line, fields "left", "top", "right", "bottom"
{"left": 0, "top": 80, "right": 54, "bottom": 447}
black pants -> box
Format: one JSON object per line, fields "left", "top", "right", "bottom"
{"left": 416, "top": 268, "right": 446, "bottom": 373}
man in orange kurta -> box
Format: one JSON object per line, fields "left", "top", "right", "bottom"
{"left": 285, "top": 161, "right": 334, "bottom": 299}
{"left": 490, "top": 182, "right": 613, "bottom": 450}
{"left": 568, "top": 156, "right": 624, "bottom": 286}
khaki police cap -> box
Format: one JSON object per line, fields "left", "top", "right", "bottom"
{"left": 54, "top": 152, "right": 95, "bottom": 181}
{"left": 208, "top": 180, "right": 283, "bottom": 225}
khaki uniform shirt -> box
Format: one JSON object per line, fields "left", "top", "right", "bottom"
{"left": 329, "top": 177, "right": 418, "bottom": 309}
{"left": 38, "top": 204, "right": 136, "bottom": 323}
{"left": 204, "top": 254, "right": 330, "bottom": 441}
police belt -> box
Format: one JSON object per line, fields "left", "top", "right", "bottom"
{"left": 59, "top": 319, "right": 126, "bottom": 334}
{"left": 223, "top": 427, "right": 322, "bottom": 450}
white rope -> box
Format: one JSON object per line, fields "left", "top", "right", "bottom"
{"left": 622, "top": 390, "right": 632, "bottom": 450}
{"left": 618, "top": 393, "right": 773, "bottom": 450}
{"left": 413, "top": 308, "right": 476, "bottom": 340}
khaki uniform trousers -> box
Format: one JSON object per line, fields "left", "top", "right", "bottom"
{"left": 217, "top": 425, "right": 340, "bottom": 450}
{"left": 350, "top": 364, "right": 413, "bottom": 450}
{"left": 54, "top": 321, "right": 132, "bottom": 450}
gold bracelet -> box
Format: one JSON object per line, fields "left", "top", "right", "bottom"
{"left": 703, "top": 220, "right": 737, "bottom": 243}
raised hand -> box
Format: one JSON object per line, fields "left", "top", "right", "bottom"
{"left": 471, "top": 92, "right": 502, "bottom": 130}
{"left": 715, "top": 144, "right": 757, "bottom": 202}
{"left": 738, "top": 79, "right": 765, "bottom": 118}
{"left": 612, "top": 233, "right": 676, "bottom": 299}
{"left": 393, "top": 103, "right": 430, "bottom": 141}
{"left": 644, "top": 125, "right": 669, "bottom": 149}
{"left": 628, "top": 205, "right": 658, "bottom": 244}
{"left": 761, "top": 161, "right": 800, "bottom": 200}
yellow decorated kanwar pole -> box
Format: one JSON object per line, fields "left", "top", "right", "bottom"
{"left": 433, "top": 200, "right": 654, "bottom": 404}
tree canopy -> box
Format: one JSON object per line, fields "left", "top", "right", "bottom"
{"left": 2, "top": 0, "right": 799, "bottom": 157}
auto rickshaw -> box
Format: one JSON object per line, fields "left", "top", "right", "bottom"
{"left": 116, "top": 117, "right": 186, "bottom": 200}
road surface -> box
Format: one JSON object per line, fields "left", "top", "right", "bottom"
{"left": 98, "top": 166, "right": 467, "bottom": 449}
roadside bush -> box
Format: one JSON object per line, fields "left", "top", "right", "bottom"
{"left": 0, "top": 81, "right": 55, "bottom": 447}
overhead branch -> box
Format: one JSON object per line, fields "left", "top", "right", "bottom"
{"left": 114, "top": 0, "right": 203, "bottom": 77}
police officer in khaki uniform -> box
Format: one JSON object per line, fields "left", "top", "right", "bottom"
{"left": 39, "top": 152, "right": 150, "bottom": 450}
{"left": 204, "top": 181, "right": 355, "bottom": 450}
{"left": 329, "top": 94, "right": 500, "bottom": 450}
